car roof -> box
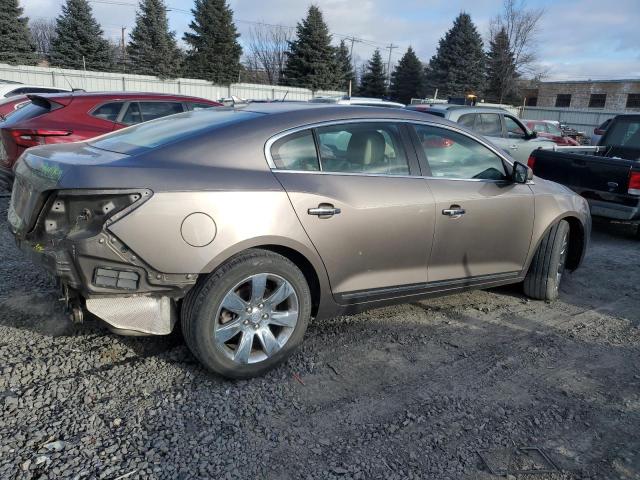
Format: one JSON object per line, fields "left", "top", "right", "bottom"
{"left": 428, "top": 105, "right": 509, "bottom": 113}
{"left": 29, "top": 91, "right": 219, "bottom": 102}
{"left": 0, "top": 84, "right": 71, "bottom": 94}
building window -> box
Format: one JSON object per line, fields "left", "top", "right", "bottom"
{"left": 555, "top": 94, "right": 572, "bottom": 108}
{"left": 525, "top": 97, "right": 538, "bottom": 106}
{"left": 588, "top": 94, "right": 606, "bottom": 108}
{"left": 627, "top": 94, "right": 640, "bottom": 109}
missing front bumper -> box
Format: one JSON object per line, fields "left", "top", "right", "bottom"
{"left": 85, "top": 296, "right": 176, "bottom": 335}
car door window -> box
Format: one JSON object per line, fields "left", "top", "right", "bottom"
{"left": 270, "top": 130, "right": 319, "bottom": 171}
{"left": 458, "top": 113, "right": 476, "bottom": 129}
{"left": 504, "top": 116, "right": 526, "bottom": 139}
{"left": 92, "top": 102, "right": 124, "bottom": 122}
{"left": 139, "top": 102, "right": 184, "bottom": 121}
{"left": 121, "top": 102, "right": 142, "bottom": 125}
{"left": 315, "top": 123, "right": 409, "bottom": 175}
{"left": 413, "top": 124, "right": 508, "bottom": 180}
{"left": 475, "top": 113, "right": 502, "bottom": 136}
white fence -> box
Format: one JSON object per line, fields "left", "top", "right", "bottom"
{"left": 0, "top": 63, "right": 345, "bottom": 102}
{"left": 521, "top": 106, "right": 625, "bottom": 134}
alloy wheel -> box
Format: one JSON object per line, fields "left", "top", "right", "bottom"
{"left": 214, "top": 273, "right": 299, "bottom": 364}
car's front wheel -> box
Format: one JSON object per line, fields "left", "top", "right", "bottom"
{"left": 182, "top": 249, "right": 311, "bottom": 379}
{"left": 523, "top": 219, "right": 570, "bottom": 301}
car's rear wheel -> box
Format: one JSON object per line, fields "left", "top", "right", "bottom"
{"left": 182, "top": 249, "right": 311, "bottom": 379}
{"left": 523, "top": 220, "right": 570, "bottom": 301}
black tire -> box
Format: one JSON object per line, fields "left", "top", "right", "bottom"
{"left": 523, "top": 220, "right": 570, "bottom": 301}
{"left": 181, "top": 249, "right": 311, "bottom": 379}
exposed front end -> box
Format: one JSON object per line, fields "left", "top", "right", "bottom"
{"left": 8, "top": 155, "right": 196, "bottom": 335}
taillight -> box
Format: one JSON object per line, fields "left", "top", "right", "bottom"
{"left": 629, "top": 171, "right": 640, "bottom": 196}
{"left": 10, "top": 128, "right": 72, "bottom": 148}
{"left": 527, "top": 154, "right": 535, "bottom": 170}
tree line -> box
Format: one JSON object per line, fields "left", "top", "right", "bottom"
{"left": 0, "top": 0, "right": 542, "bottom": 104}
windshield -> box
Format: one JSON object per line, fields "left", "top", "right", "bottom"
{"left": 546, "top": 123, "right": 563, "bottom": 136}
{"left": 603, "top": 117, "right": 640, "bottom": 148}
{"left": 89, "top": 108, "right": 260, "bottom": 154}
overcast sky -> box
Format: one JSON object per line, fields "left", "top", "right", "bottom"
{"left": 21, "top": 0, "right": 640, "bottom": 81}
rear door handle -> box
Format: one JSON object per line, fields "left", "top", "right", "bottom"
{"left": 308, "top": 205, "right": 341, "bottom": 217}
{"left": 442, "top": 206, "right": 466, "bottom": 218}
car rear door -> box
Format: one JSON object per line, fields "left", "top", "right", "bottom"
{"left": 270, "top": 121, "right": 436, "bottom": 303}
{"left": 410, "top": 123, "right": 534, "bottom": 283}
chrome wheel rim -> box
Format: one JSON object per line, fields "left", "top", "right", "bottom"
{"left": 556, "top": 231, "right": 569, "bottom": 285}
{"left": 214, "top": 273, "right": 299, "bottom": 365}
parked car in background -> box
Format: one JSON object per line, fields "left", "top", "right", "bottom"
{"left": 0, "top": 95, "right": 30, "bottom": 120}
{"left": 523, "top": 119, "right": 580, "bottom": 146}
{"left": 0, "top": 92, "right": 222, "bottom": 187}
{"left": 411, "top": 105, "right": 554, "bottom": 164}
{"left": 590, "top": 118, "right": 613, "bottom": 145}
{"left": 309, "top": 96, "right": 405, "bottom": 108}
{"left": 8, "top": 104, "right": 590, "bottom": 378}
{"left": 0, "top": 82, "right": 71, "bottom": 98}
{"left": 529, "top": 114, "right": 640, "bottom": 233}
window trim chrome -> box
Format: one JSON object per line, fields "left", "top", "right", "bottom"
{"left": 263, "top": 118, "right": 519, "bottom": 183}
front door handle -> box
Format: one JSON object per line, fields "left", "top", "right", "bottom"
{"left": 308, "top": 204, "right": 341, "bottom": 217}
{"left": 510, "top": 144, "right": 519, "bottom": 149}
{"left": 442, "top": 206, "right": 466, "bottom": 219}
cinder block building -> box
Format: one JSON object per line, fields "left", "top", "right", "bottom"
{"left": 525, "top": 79, "right": 640, "bottom": 111}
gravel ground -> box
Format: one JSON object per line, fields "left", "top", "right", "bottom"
{"left": 1, "top": 196, "right": 639, "bottom": 480}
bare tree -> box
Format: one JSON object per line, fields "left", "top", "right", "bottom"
{"left": 490, "top": 0, "right": 544, "bottom": 76}
{"left": 29, "top": 18, "right": 57, "bottom": 58}
{"left": 245, "top": 23, "right": 292, "bottom": 85}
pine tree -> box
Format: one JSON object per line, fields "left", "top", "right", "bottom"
{"left": 486, "top": 27, "right": 517, "bottom": 103}
{"left": 127, "top": 0, "right": 182, "bottom": 78}
{"left": 183, "top": 0, "right": 242, "bottom": 84}
{"left": 358, "top": 49, "right": 386, "bottom": 98}
{"left": 0, "top": 0, "right": 38, "bottom": 65}
{"left": 335, "top": 40, "right": 355, "bottom": 93}
{"left": 49, "top": 0, "right": 113, "bottom": 71}
{"left": 424, "top": 13, "right": 486, "bottom": 99}
{"left": 389, "top": 46, "right": 424, "bottom": 105}
{"left": 281, "top": 5, "right": 340, "bottom": 90}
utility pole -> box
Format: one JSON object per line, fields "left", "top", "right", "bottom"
{"left": 346, "top": 35, "right": 363, "bottom": 94}
{"left": 385, "top": 43, "right": 398, "bottom": 88}
{"left": 121, "top": 27, "right": 127, "bottom": 71}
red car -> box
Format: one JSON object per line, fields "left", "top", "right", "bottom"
{"left": 0, "top": 92, "right": 221, "bottom": 186}
{"left": 523, "top": 120, "right": 579, "bottom": 146}
{"left": 0, "top": 95, "right": 31, "bottom": 120}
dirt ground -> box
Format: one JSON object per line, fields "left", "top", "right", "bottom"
{"left": 1, "top": 195, "right": 639, "bottom": 479}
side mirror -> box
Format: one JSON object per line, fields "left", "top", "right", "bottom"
{"left": 529, "top": 130, "right": 538, "bottom": 139}
{"left": 512, "top": 161, "right": 533, "bottom": 183}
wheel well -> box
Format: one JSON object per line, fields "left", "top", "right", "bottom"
{"left": 564, "top": 216, "right": 585, "bottom": 271}
{"left": 255, "top": 245, "right": 322, "bottom": 317}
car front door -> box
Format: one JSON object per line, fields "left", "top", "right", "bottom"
{"left": 503, "top": 114, "right": 536, "bottom": 163}
{"left": 410, "top": 123, "right": 534, "bottom": 283}
{"left": 270, "top": 122, "right": 436, "bottom": 302}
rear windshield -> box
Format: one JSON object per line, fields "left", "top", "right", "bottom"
{"left": 89, "top": 108, "right": 260, "bottom": 154}
{"left": 2, "top": 101, "right": 49, "bottom": 123}
{"left": 603, "top": 117, "right": 640, "bottom": 149}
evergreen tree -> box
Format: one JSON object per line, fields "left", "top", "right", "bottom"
{"left": 0, "top": 0, "right": 38, "bottom": 65}
{"left": 424, "top": 13, "right": 486, "bottom": 99}
{"left": 486, "top": 27, "right": 517, "bottom": 103}
{"left": 389, "top": 46, "right": 424, "bottom": 105}
{"left": 49, "top": 0, "right": 113, "bottom": 71}
{"left": 183, "top": 0, "right": 242, "bottom": 84}
{"left": 281, "top": 5, "right": 340, "bottom": 90}
{"left": 358, "top": 49, "right": 386, "bottom": 98}
{"left": 127, "top": 0, "right": 181, "bottom": 78}
{"left": 335, "top": 40, "right": 355, "bottom": 93}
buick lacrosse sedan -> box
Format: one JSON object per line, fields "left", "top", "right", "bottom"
{"left": 8, "top": 104, "right": 591, "bottom": 378}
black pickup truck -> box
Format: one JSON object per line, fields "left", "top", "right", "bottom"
{"left": 529, "top": 114, "right": 640, "bottom": 232}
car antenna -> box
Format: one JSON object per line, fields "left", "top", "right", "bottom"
{"left": 281, "top": 90, "right": 289, "bottom": 102}
{"left": 57, "top": 68, "right": 75, "bottom": 91}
